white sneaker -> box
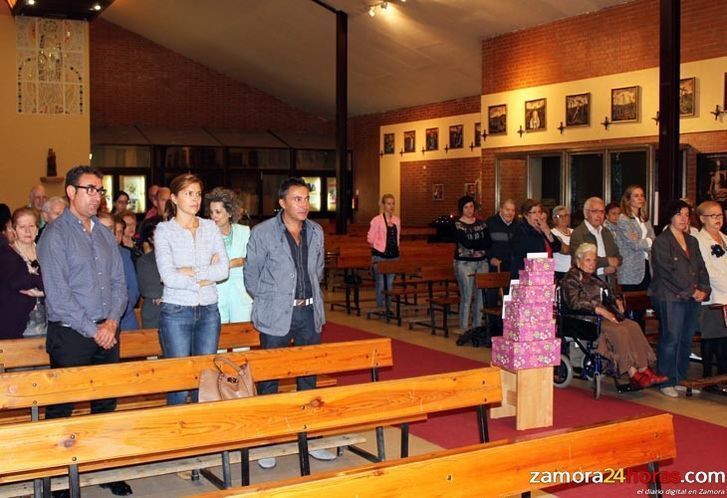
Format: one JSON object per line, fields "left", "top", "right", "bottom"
{"left": 257, "top": 457, "right": 277, "bottom": 469}
{"left": 674, "top": 385, "right": 701, "bottom": 395}
{"left": 309, "top": 448, "right": 337, "bottom": 461}
{"left": 660, "top": 386, "right": 679, "bottom": 398}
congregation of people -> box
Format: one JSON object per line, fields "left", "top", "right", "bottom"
{"left": 1, "top": 173, "right": 726, "bottom": 433}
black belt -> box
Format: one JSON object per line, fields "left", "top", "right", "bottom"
{"left": 51, "top": 318, "right": 106, "bottom": 328}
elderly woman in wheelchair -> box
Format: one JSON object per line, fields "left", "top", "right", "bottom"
{"left": 558, "top": 243, "right": 668, "bottom": 392}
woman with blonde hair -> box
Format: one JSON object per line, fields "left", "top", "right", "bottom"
{"left": 612, "top": 185, "right": 656, "bottom": 293}
{"left": 367, "top": 194, "right": 401, "bottom": 310}
{"left": 695, "top": 201, "right": 727, "bottom": 391}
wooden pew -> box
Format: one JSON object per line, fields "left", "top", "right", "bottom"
{"left": 0, "top": 367, "right": 501, "bottom": 496}
{"left": 0, "top": 339, "right": 396, "bottom": 494}
{"left": 0, "top": 322, "right": 334, "bottom": 424}
{"left": 407, "top": 265, "right": 459, "bottom": 336}
{"left": 196, "top": 413, "right": 676, "bottom": 498}
{"left": 0, "top": 322, "right": 259, "bottom": 372}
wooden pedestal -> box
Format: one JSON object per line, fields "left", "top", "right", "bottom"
{"left": 490, "top": 365, "right": 553, "bottom": 431}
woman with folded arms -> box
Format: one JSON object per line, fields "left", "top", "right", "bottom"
{"left": 649, "top": 200, "right": 711, "bottom": 398}
{"left": 155, "top": 174, "right": 229, "bottom": 405}
{"left": 695, "top": 201, "right": 727, "bottom": 393}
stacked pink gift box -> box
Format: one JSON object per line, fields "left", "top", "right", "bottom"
{"left": 492, "top": 256, "right": 561, "bottom": 370}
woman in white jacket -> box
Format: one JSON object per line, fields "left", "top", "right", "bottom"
{"left": 695, "top": 200, "right": 727, "bottom": 391}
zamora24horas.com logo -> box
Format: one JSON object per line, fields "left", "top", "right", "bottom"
{"left": 529, "top": 468, "right": 726, "bottom": 488}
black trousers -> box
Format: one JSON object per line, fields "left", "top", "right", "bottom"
{"left": 45, "top": 322, "right": 120, "bottom": 419}
{"left": 257, "top": 306, "right": 319, "bottom": 395}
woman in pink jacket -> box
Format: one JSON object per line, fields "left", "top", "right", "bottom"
{"left": 367, "top": 194, "right": 401, "bottom": 309}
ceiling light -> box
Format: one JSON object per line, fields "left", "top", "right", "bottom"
{"left": 92, "top": 3, "right": 102, "bottom": 10}
{"left": 26, "top": 0, "right": 35, "bottom": 5}
{"left": 368, "top": 6, "right": 376, "bottom": 16}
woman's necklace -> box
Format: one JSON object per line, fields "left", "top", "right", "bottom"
{"left": 13, "top": 241, "right": 35, "bottom": 262}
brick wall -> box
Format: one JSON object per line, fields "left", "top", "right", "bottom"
{"left": 399, "top": 157, "right": 483, "bottom": 226}
{"left": 482, "top": 0, "right": 727, "bottom": 95}
{"left": 349, "top": 96, "right": 481, "bottom": 223}
{"left": 90, "top": 19, "right": 331, "bottom": 132}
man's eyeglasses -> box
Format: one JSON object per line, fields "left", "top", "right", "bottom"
{"left": 711, "top": 244, "right": 725, "bottom": 258}
{"left": 702, "top": 213, "right": 724, "bottom": 220}
{"left": 73, "top": 185, "right": 107, "bottom": 197}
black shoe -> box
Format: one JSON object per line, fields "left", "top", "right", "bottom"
{"left": 100, "top": 481, "right": 133, "bottom": 496}
{"left": 51, "top": 490, "right": 70, "bottom": 498}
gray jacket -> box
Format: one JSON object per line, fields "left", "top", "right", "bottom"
{"left": 648, "top": 228, "right": 710, "bottom": 302}
{"left": 611, "top": 214, "right": 656, "bottom": 285}
{"left": 243, "top": 213, "right": 325, "bottom": 337}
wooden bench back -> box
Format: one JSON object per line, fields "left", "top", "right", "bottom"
{"left": 198, "top": 413, "right": 675, "bottom": 497}
{"left": 0, "top": 322, "right": 259, "bottom": 371}
{"left": 0, "top": 367, "right": 501, "bottom": 478}
{"left": 0, "top": 338, "right": 392, "bottom": 410}
{"left": 419, "top": 265, "right": 456, "bottom": 282}
{"left": 621, "top": 291, "right": 652, "bottom": 313}
{"left": 476, "top": 271, "right": 511, "bottom": 290}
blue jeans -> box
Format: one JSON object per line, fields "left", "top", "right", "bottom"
{"left": 159, "top": 302, "right": 221, "bottom": 405}
{"left": 257, "top": 306, "right": 320, "bottom": 395}
{"left": 371, "top": 255, "right": 398, "bottom": 308}
{"left": 454, "top": 259, "right": 488, "bottom": 330}
{"left": 653, "top": 299, "right": 700, "bottom": 387}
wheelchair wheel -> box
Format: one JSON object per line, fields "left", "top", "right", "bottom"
{"left": 592, "top": 372, "right": 602, "bottom": 399}
{"left": 553, "top": 354, "right": 573, "bottom": 388}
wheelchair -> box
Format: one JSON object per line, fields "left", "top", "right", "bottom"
{"left": 553, "top": 288, "right": 642, "bottom": 399}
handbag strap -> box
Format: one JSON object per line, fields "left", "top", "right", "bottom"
{"left": 213, "top": 356, "right": 247, "bottom": 376}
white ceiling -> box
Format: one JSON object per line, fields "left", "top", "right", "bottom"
{"left": 102, "top": 0, "right": 629, "bottom": 119}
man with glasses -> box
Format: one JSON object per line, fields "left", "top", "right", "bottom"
{"left": 570, "top": 196, "right": 622, "bottom": 279}
{"left": 37, "top": 166, "right": 131, "bottom": 497}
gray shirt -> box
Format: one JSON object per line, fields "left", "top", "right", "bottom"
{"left": 37, "top": 208, "right": 127, "bottom": 338}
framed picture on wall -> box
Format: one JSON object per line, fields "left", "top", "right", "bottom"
{"left": 426, "top": 127, "right": 439, "bottom": 151}
{"left": 565, "top": 93, "right": 590, "bottom": 126}
{"left": 679, "top": 77, "right": 696, "bottom": 117}
{"left": 464, "top": 182, "right": 478, "bottom": 201}
{"left": 449, "top": 125, "right": 464, "bottom": 149}
{"left": 433, "top": 183, "right": 444, "bottom": 201}
{"left": 383, "top": 133, "right": 395, "bottom": 154}
{"left": 696, "top": 153, "right": 727, "bottom": 213}
{"left": 404, "top": 130, "right": 416, "bottom": 153}
{"left": 474, "top": 122, "right": 482, "bottom": 147}
{"left": 525, "top": 98, "right": 546, "bottom": 131}
{"left": 611, "top": 86, "right": 640, "bottom": 122}
{"left": 488, "top": 104, "right": 507, "bottom": 134}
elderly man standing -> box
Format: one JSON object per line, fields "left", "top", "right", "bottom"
{"left": 37, "top": 196, "right": 66, "bottom": 240}
{"left": 244, "top": 176, "right": 334, "bottom": 469}
{"left": 570, "top": 196, "right": 622, "bottom": 278}
{"left": 37, "top": 166, "right": 131, "bottom": 497}
{"left": 29, "top": 184, "right": 47, "bottom": 228}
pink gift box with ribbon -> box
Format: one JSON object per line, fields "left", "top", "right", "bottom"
{"left": 518, "top": 270, "right": 554, "bottom": 286}
{"left": 524, "top": 258, "right": 555, "bottom": 272}
{"left": 511, "top": 284, "right": 556, "bottom": 304}
{"left": 504, "top": 301, "right": 553, "bottom": 326}
{"left": 503, "top": 319, "right": 557, "bottom": 342}
{"left": 491, "top": 337, "right": 562, "bottom": 370}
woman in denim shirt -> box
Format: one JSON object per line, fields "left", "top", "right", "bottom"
{"left": 155, "top": 174, "right": 229, "bottom": 405}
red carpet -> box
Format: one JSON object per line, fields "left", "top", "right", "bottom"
{"left": 322, "top": 322, "right": 727, "bottom": 497}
